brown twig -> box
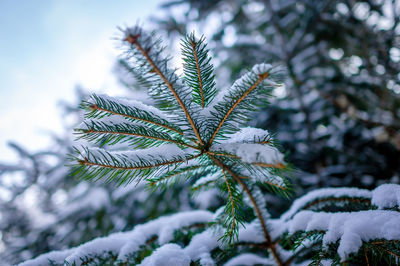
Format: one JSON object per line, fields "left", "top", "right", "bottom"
{"left": 81, "top": 128, "right": 199, "bottom": 150}
{"left": 364, "top": 247, "right": 370, "bottom": 266}
{"left": 222, "top": 169, "right": 237, "bottom": 238}
{"left": 79, "top": 153, "right": 202, "bottom": 170}
{"left": 191, "top": 39, "right": 205, "bottom": 108}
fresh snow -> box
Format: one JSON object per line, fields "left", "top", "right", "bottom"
{"left": 19, "top": 249, "right": 78, "bottom": 266}
{"left": 219, "top": 127, "right": 271, "bottom": 143}
{"left": 19, "top": 184, "right": 400, "bottom": 264}
{"left": 84, "top": 143, "right": 193, "bottom": 165}
{"left": 20, "top": 210, "right": 213, "bottom": 266}
{"left": 212, "top": 143, "right": 284, "bottom": 164}
{"left": 192, "top": 188, "right": 220, "bottom": 209}
{"left": 210, "top": 127, "right": 283, "bottom": 165}
{"left": 237, "top": 221, "right": 266, "bottom": 244}
{"left": 251, "top": 63, "right": 272, "bottom": 75}
{"left": 92, "top": 94, "right": 170, "bottom": 121}
{"left": 279, "top": 187, "right": 372, "bottom": 221}
{"left": 278, "top": 184, "right": 400, "bottom": 223}
{"left": 287, "top": 210, "right": 400, "bottom": 261}
{"left": 138, "top": 244, "right": 190, "bottom": 266}
{"left": 372, "top": 183, "right": 400, "bottom": 209}
{"left": 224, "top": 253, "right": 270, "bottom": 266}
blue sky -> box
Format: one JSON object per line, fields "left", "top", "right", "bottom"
{"left": 0, "top": 0, "right": 161, "bottom": 161}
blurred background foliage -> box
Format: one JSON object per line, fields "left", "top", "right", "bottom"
{"left": 0, "top": 0, "right": 399, "bottom": 264}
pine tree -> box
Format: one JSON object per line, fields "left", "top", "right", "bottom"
{"left": 18, "top": 26, "right": 400, "bottom": 266}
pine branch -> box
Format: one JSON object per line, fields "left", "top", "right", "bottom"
{"left": 208, "top": 72, "right": 268, "bottom": 145}
{"left": 209, "top": 155, "right": 285, "bottom": 266}
{"left": 252, "top": 162, "right": 286, "bottom": 169}
{"left": 82, "top": 94, "right": 183, "bottom": 136}
{"left": 207, "top": 64, "right": 284, "bottom": 145}
{"left": 123, "top": 27, "right": 203, "bottom": 145}
{"left": 116, "top": 58, "right": 152, "bottom": 89}
{"left": 181, "top": 33, "right": 216, "bottom": 108}
{"left": 70, "top": 27, "right": 289, "bottom": 263}
{"left": 71, "top": 146, "right": 201, "bottom": 185}
{"left": 371, "top": 242, "right": 400, "bottom": 259}
{"left": 76, "top": 119, "right": 198, "bottom": 149}
{"left": 364, "top": 247, "right": 370, "bottom": 266}
{"left": 220, "top": 169, "right": 240, "bottom": 243}
{"left": 237, "top": 162, "right": 292, "bottom": 198}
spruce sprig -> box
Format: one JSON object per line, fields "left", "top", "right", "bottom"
{"left": 75, "top": 120, "right": 194, "bottom": 149}
{"left": 121, "top": 26, "right": 203, "bottom": 144}
{"left": 72, "top": 26, "right": 288, "bottom": 264}
{"left": 181, "top": 33, "right": 216, "bottom": 108}
{"left": 81, "top": 94, "right": 183, "bottom": 135}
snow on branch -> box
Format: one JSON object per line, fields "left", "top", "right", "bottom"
{"left": 224, "top": 253, "right": 271, "bottom": 266}
{"left": 286, "top": 210, "right": 400, "bottom": 261}
{"left": 212, "top": 143, "right": 284, "bottom": 166}
{"left": 279, "top": 187, "right": 372, "bottom": 222}
{"left": 372, "top": 183, "right": 400, "bottom": 210}
{"left": 82, "top": 94, "right": 183, "bottom": 135}
{"left": 18, "top": 184, "right": 400, "bottom": 265}
{"left": 19, "top": 211, "right": 213, "bottom": 266}
{"left": 206, "top": 64, "right": 285, "bottom": 143}
{"left": 71, "top": 144, "right": 197, "bottom": 184}
{"left": 121, "top": 26, "right": 203, "bottom": 143}
{"left": 68, "top": 27, "right": 289, "bottom": 251}
{"left": 279, "top": 184, "right": 400, "bottom": 223}
{"left": 220, "top": 127, "right": 273, "bottom": 144}
{"left": 76, "top": 118, "right": 196, "bottom": 149}
{"left": 181, "top": 33, "right": 217, "bottom": 108}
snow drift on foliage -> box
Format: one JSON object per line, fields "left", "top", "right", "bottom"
{"left": 19, "top": 211, "right": 213, "bottom": 266}
{"left": 287, "top": 210, "right": 400, "bottom": 260}
{"left": 19, "top": 184, "right": 400, "bottom": 265}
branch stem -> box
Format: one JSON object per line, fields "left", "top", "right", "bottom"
{"left": 81, "top": 128, "right": 199, "bottom": 150}
{"left": 191, "top": 40, "right": 205, "bottom": 108}
{"left": 80, "top": 153, "right": 202, "bottom": 171}
{"left": 222, "top": 169, "right": 237, "bottom": 238}
{"left": 209, "top": 155, "right": 285, "bottom": 266}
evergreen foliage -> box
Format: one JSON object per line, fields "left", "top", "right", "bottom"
{"left": 3, "top": 1, "right": 400, "bottom": 265}
{"left": 181, "top": 33, "right": 216, "bottom": 108}
{"left": 157, "top": 0, "right": 400, "bottom": 194}
{"left": 20, "top": 185, "right": 400, "bottom": 265}
{"left": 0, "top": 89, "right": 203, "bottom": 264}
{"left": 71, "top": 26, "right": 288, "bottom": 247}
{"left": 19, "top": 27, "right": 399, "bottom": 266}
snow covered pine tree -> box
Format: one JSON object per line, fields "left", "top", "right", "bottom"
{"left": 20, "top": 27, "right": 400, "bottom": 265}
